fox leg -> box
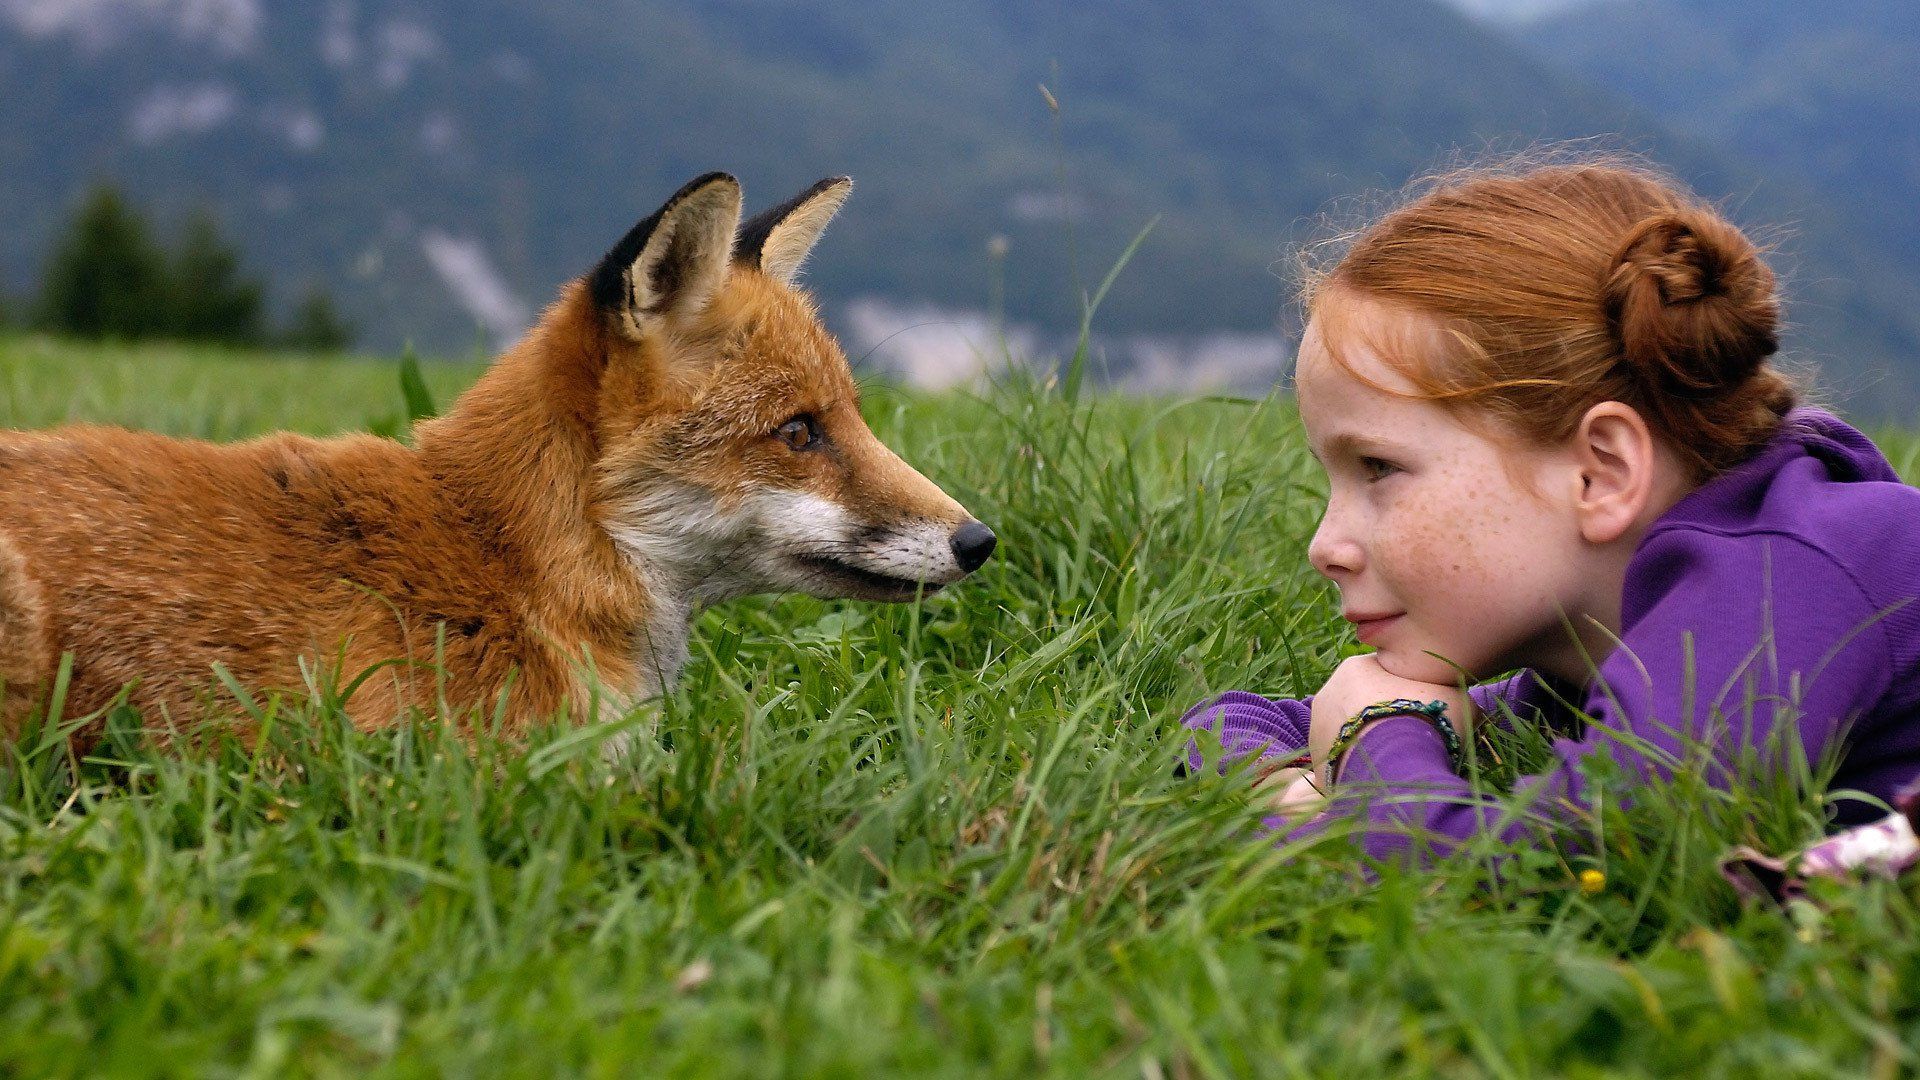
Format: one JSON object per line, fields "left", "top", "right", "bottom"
{"left": 0, "top": 535, "right": 54, "bottom": 741}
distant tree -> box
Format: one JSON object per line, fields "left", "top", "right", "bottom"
{"left": 37, "top": 183, "right": 358, "bottom": 352}
{"left": 280, "top": 286, "right": 355, "bottom": 353}
{"left": 166, "top": 210, "right": 265, "bottom": 345}
{"left": 35, "top": 183, "right": 170, "bottom": 339}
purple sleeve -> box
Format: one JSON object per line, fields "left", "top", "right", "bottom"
{"left": 1179, "top": 691, "right": 1311, "bottom": 775}
{"left": 1328, "top": 532, "right": 1894, "bottom": 863}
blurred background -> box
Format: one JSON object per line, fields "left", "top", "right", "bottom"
{"left": 3, "top": 0, "right": 1917, "bottom": 413}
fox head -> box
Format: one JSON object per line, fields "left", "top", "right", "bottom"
{"left": 580, "top": 173, "right": 995, "bottom": 608}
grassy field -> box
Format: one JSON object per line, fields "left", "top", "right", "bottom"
{"left": 1, "top": 333, "right": 1917, "bottom": 1077}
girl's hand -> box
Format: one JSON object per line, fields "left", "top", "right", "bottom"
{"left": 1308, "top": 654, "right": 1471, "bottom": 786}
{"left": 1252, "top": 765, "right": 1329, "bottom": 821}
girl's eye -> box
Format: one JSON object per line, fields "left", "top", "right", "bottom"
{"left": 776, "top": 415, "right": 821, "bottom": 451}
{"left": 1360, "top": 456, "right": 1399, "bottom": 482}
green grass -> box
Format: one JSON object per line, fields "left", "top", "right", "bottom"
{"left": 2, "top": 333, "right": 1917, "bottom": 1077}
{"left": 0, "top": 335, "right": 483, "bottom": 439}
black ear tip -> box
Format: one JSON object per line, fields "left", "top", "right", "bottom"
{"left": 678, "top": 171, "right": 741, "bottom": 200}
{"left": 800, "top": 176, "right": 852, "bottom": 200}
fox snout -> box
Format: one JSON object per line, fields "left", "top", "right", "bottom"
{"left": 835, "top": 515, "right": 996, "bottom": 601}
{"left": 839, "top": 513, "right": 996, "bottom": 595}
{"left": 749, "top": 488, "right": 994, "bottom": 604}
{"left": 769, "top": 434, "right": 996, "bottom": 603}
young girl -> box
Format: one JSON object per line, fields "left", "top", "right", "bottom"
{"left": 1183, "top": 159, "right": 1920, "bottom": 864}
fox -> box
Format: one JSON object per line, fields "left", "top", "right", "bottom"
{"left": 0, "top": 172, "right": 997, "bottom": 748}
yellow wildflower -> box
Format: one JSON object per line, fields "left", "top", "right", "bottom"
{"left": 1578, "top": 868, "right": 1606, "bottom": 895}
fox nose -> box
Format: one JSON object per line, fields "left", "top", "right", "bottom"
{"left": 950, "top": 520, "right": 997, "bottom": 573}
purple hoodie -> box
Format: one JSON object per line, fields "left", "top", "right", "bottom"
{"left": 1182, "top": 408, "right": 1920, "bottom": 861}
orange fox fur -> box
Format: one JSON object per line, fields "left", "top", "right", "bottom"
{"left": 0, "top": 174, "right": 993, "bottom": 747}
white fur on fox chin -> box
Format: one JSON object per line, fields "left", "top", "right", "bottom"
{"left": 600, "top": 484, "right": 963, "bottom": 698}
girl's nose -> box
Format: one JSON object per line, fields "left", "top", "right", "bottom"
{"left": 1307, "top": 512, "right": 1363, "bottom": 579}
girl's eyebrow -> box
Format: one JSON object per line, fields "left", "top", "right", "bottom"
{"left": 1315, "top": 430, "right": 1405, "bottom": 461}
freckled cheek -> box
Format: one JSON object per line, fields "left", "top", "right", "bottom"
{"left": 1378, "top": 495, "right": 1502, "bottom": 604}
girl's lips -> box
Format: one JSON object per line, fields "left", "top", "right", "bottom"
{"left": 1349, "top": 613, "right": 1403, "bottom": 645}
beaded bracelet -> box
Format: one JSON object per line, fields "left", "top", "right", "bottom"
{"left": 1325, "top": 698, "right": 1464, "bottom": 783}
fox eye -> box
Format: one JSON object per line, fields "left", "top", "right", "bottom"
{"left": 1360, "top": 456, "right": 1399, "bottom": 482}
{"left": 775, "top": 415, "right": 821, "bottom": 451}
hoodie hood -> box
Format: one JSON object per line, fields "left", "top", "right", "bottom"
{"left": 1653, "top": 407, "right": 1901, "bottom": 538}
{"left": 1778, "top": 407, "right": 1901, "bottom": 485}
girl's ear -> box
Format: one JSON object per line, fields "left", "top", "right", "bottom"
{"left": 1572, "top": 402, "right": 1659, "bottom": 545}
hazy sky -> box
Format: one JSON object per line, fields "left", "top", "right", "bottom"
{"left": 1442, "top": 0, "right": 1605, "bottom": 22}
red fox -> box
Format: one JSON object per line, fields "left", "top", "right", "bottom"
{"left": 0, "top": 173, "right": 996, "bottom": 746}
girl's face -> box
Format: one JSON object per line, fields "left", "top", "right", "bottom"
{"left": 1296, "top": 295, "right": 1621, "bottom": 685}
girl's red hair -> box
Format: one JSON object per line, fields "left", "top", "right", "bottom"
{"left": 1302, "top": 156, "right": 1797, "bottom": 480}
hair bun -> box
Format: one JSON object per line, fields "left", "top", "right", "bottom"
{"left": 1603, "top": 209, "right": 1780, "bottom": 394}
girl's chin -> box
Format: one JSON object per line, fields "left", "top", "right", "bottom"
{"left": 1374, "top": 648, "right": 1474, "bottom": 687}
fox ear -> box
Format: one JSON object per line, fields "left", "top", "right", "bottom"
{"left": 735, "top": 177, "right": 852, "bottom": 285}
{"left": 590, "top": 172, "right": 743, "bottom": 339}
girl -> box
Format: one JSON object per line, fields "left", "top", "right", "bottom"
{"left": 1182, "top": 159, "right": 1920, "bottom": 864}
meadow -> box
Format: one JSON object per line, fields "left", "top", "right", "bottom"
{"left": 1, "top": 334, "right": 1917, "bottom": 1077}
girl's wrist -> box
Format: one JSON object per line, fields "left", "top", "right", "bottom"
{"left": 1325, "top": 698, "right": 1462, "bottom": 785}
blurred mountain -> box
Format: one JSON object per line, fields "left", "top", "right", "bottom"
{"left": 3, "top": 0, "right": 1918, "bottom": 407}
{"left": 1523, "top": 1, "right": 1920, "bottom": 286}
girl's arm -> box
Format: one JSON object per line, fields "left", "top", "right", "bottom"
{"left": 1325, "top": 531, "right": 1895, "bottom": 863}
{"left": 1179, "top": 673, "right": 1546, "bottom": 777}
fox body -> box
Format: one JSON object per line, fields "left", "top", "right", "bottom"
{"left": 0, "top": 174, "right": 995, "bottom": 744}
